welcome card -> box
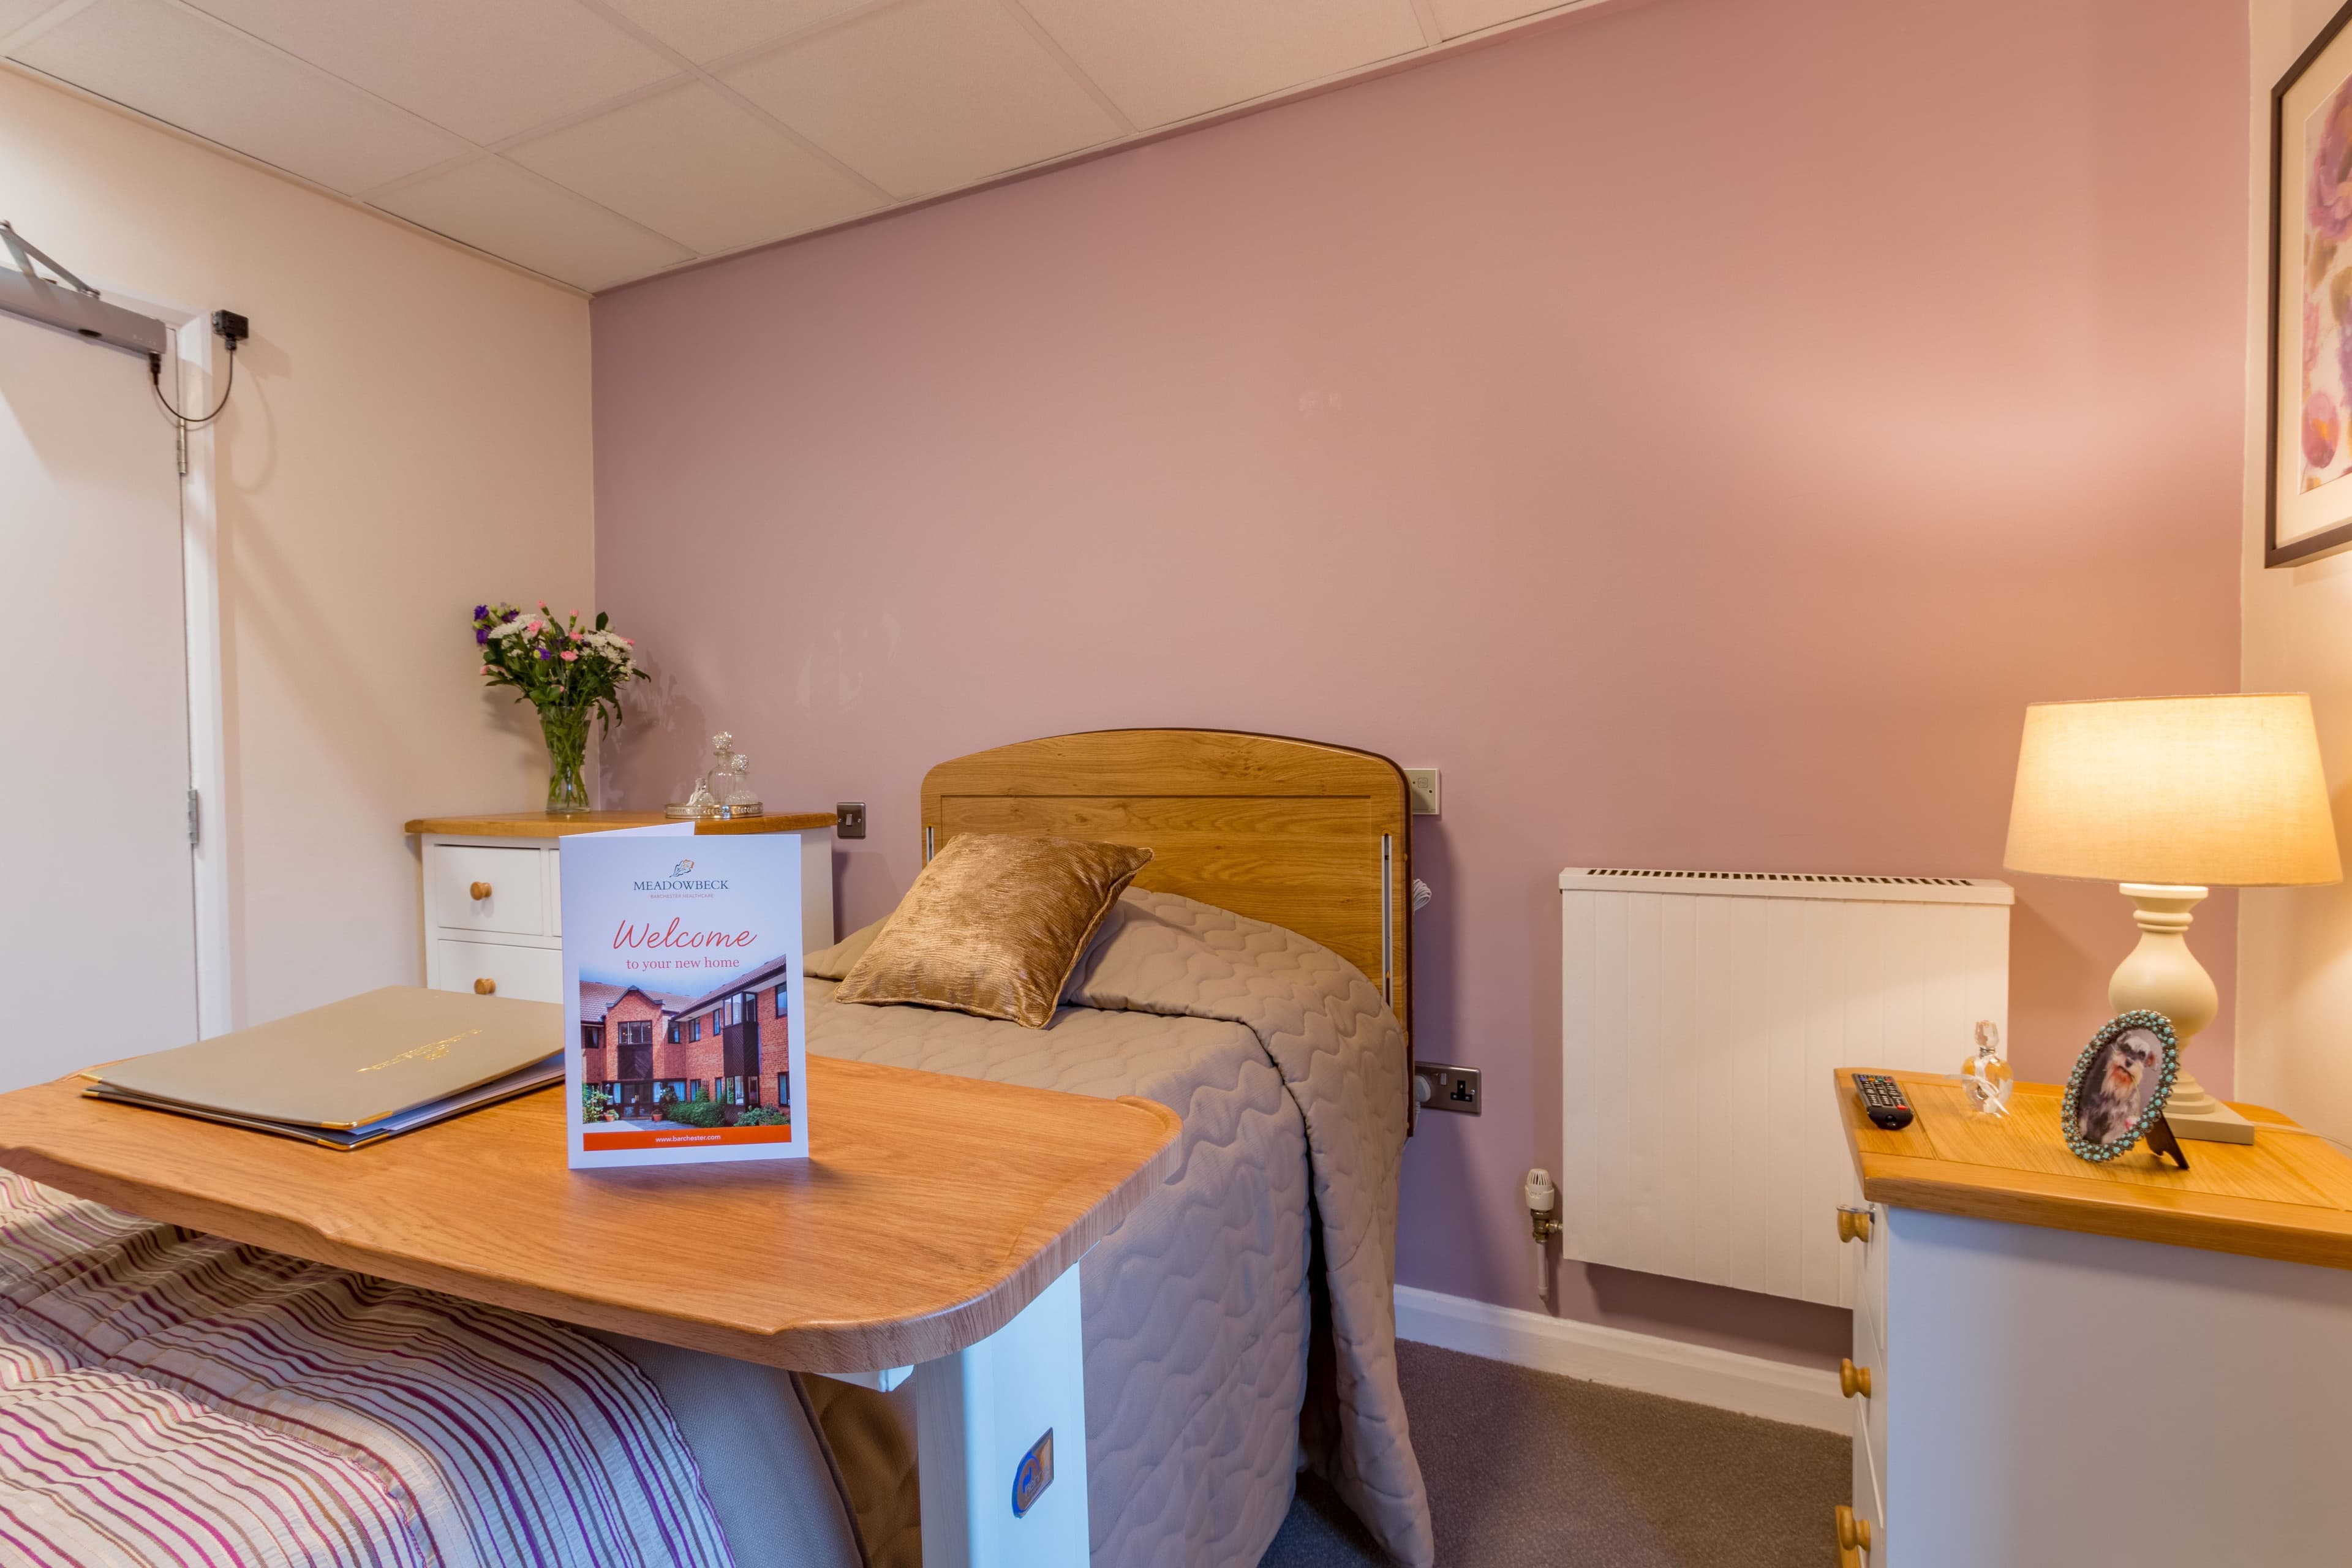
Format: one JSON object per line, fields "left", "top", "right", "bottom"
{"left": 560, "top": 824, "right": 807, "bottom": 1168}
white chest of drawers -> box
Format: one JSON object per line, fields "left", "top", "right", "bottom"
{"left": 1834, "top": 1069, "right": 2352, "bottom": 1567}
{"left": 407, "top": 811, "right": 839, "bottom": 1004}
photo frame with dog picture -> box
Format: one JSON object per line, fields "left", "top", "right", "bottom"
{"left": 2061, "top": 1011, "right": 2187, "bottom": 1169}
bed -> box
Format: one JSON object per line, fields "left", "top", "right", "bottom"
{"left": 0, "top": 729, "right": 1433, "bottom": 1568}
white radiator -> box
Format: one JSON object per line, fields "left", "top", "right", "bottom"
{"left": 1558, "top": 868, "right": 2012, "bottom": 1308}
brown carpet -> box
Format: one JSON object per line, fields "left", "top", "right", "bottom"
{"left": 1262, "top": 1340, "right": 1849, "bottom": 1567}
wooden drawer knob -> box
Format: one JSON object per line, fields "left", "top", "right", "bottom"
{"left": 1835, "top": 1503, "right": 1872, "bottom": 1555}
{"left": 1839, "top": 1358, "right": 1872, "bottom": 1400}
{"left": 1836, "top": 1205, "right": 1872, "bottom": 1243}
{"left": 473, "top": 978, "right": 496, "bottom": 995}
{"left": 469, "top": 881, "right": 493, "bottom": 901}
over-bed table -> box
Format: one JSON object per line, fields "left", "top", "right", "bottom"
{"left": 0, "top": 728, "right": 1429, "bottom": 1568}
{"left": 0, "top": 1058, "right": 1172, "bottom": 1567}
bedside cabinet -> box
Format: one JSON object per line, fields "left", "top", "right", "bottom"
{"left": 405, "top": 811, "right": 839, "bottom": 1004}
{"left": 1831, "top": 1069, "right": 2352, "bottom": 1567}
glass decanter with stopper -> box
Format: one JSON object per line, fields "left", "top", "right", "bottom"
{"left": 719, "top": 747, "right": 762, "bottom": 820}
{"left": 703, "top": 733, "right": 739, "bottom": 815}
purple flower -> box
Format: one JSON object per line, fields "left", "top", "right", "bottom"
{"left": 472, "top": 604, "right": 488, "bottom": 620}
{"left": 475, "top": 627, "right": 489, "bottom": 644}
{"left": 2313, "top": 86, "right": 2352, "bottom": 243}
{"left": 535, "top": 646, "right": 551, "bottom": 660}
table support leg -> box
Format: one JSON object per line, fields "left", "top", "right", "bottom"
{"left": 914, "top": 1261, "right": 1090, "bottom": 1568}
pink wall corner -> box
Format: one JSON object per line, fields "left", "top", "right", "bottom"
{"left": 590, "top": 0, "right": 2249, "bottom": 1363}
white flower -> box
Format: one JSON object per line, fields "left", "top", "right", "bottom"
{"left": 578, "top": 630, "right": 634, "bottom": 665}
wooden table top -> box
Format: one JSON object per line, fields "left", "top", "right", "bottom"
{"left": 1838, "top": 1069, "right": 2352, "bottom": 1271}
{"left": 0, "top": 1057, "right": 1180, "bottom": 1373}
{"left": 405, "top": 810, "right": 840, "bottom": 838}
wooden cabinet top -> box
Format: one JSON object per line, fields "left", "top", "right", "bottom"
{"left": 406, "top": 810, "right": 839, "bottom": 838}
{"left": 0, "top": 1058, "right": 1180, "bottom": 1373}
{"left": 1838, "top": 1069, "right": 2352, "bottom": 1272}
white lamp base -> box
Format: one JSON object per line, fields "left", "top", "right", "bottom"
{"left": 2109, "top": 884, "right": 2253, "bottom": 1145}
{"left": 2161, "top": 1072, "right": 2255, "bottom": 1144}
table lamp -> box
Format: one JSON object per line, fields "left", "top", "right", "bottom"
{"left": 2003, "top": 694, "right": 2341, "bottom": 1143}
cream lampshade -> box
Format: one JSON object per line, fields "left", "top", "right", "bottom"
{"left": 2005, "top": 693, "right": 2341, "bottom": 1142}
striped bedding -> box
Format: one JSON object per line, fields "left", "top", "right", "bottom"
{"left": 0, "top": 1170, "right": 731, "bottom": 1568}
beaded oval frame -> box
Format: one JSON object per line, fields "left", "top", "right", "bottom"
{"left": 2059, "top": 1009, "right": 2180, "bottom": 1163}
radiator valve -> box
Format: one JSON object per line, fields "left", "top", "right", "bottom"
{"left": 1525, "top": 1167, "right": 1562, "bottom": 1243}
{"left": 1526, "top": 1167, "right": 1562, "bottom": 1303}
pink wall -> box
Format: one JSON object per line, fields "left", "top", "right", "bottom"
{"left": 592, "top": 0, "right": 2248, "bottom": 1363}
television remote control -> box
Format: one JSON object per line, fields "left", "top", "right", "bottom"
{"left": 1853, "top": 1074, "right": 1915, "bottom": 1131}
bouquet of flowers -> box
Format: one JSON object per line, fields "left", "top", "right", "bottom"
{"left": 473, "top": 601, "right": 649, "bottom": 814}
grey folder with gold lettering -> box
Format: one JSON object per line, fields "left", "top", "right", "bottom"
{"left": 83, "top": 987, "right": 562, "bottom": 1149}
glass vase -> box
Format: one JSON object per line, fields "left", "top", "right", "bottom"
{"left": 540, "top": 707, "right": 592, "bottom": 816}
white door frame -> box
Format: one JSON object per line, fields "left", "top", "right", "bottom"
{"left": 174, "top": 314, "right": 230, "bottom": 1038}
{"left": 78, "top": 284, "right": 232, "bottom": 1038}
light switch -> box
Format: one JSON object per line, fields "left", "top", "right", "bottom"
{"left": 1405, "top": 769, "right": 1439, "bottom": 816}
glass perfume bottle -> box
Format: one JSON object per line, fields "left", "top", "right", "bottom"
{"left": 1959, "top": 1020, "right": 2014, "bottom": 1117}
{"left": 665, "top": 779, "right": 719, "bottom": 820}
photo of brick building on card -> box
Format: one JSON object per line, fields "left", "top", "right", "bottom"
{"left": 578, "top": 956, "right": 793, "bottom": 1125}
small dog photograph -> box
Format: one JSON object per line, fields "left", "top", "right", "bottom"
{"left": 2071, "top": 1023, "right": 2168, "bottom": 1148}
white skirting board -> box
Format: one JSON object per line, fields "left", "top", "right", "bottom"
{"left": 1392, "top": 1284, "right": 1847, "bottom": 1434}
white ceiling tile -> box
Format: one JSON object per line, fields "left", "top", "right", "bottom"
{"left": 1428, "top": 0, "right": 1556, "bottom": 40}
{"left": 183, "top": 0, "right": 677, "bottom": 143}
{"left": 372, "top": 157, "right": 691, "bottom": 290}
{"left": 0, "top": 0, "right": 67, "bottom": 42}
{"left": 1020, "top": 0, "right": 1422, "bottom": 130}
{"left": 11, "top": 0, "right": 466, "bottom": 192}
{"left": 598, "top": 0, "right": 863, "bottom": 65}
{"left": 721, "top": 0, "right": 1118, "bottom": 200}
{"left": 507, "top": 81, "right": 881, "bottom": 254}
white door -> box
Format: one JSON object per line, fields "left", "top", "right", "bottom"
{"left": 0, "top": 311, "right": 198, "bottom": 1088}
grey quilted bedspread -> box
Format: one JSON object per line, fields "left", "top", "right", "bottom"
{"left": 806, "top": 888, "right": 1433, "bottom": 1568}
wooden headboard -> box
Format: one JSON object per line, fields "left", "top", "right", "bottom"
{"left": 921, "top": 729, "right": 1412, "bottom": 1044}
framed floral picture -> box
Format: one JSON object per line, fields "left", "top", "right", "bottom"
{"left": 2269, "top": 1, "right": 2352, "bottom": 564}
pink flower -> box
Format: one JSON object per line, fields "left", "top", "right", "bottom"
{"left": 2305, "top": 389, "right": 2341, "bottom": 470}
{"left": 525, "top": 620, "right": 543, "bottom": 633}
{"left": 480, "top": 664, "right": 494, "bottom": 674}
{"left": 560, "top": 649, "right": 579, "bottom": 662}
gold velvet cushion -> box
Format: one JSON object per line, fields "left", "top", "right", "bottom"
{"left": 832, "top": 834, "right": 1154, "bottom": 1028}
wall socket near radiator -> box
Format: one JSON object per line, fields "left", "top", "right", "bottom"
{"left": 1405, "top": 769, "right": 1439, "bottom": 816}
{"left": 1414, "top": 1063, "right": 1479, "bottom": 1114}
